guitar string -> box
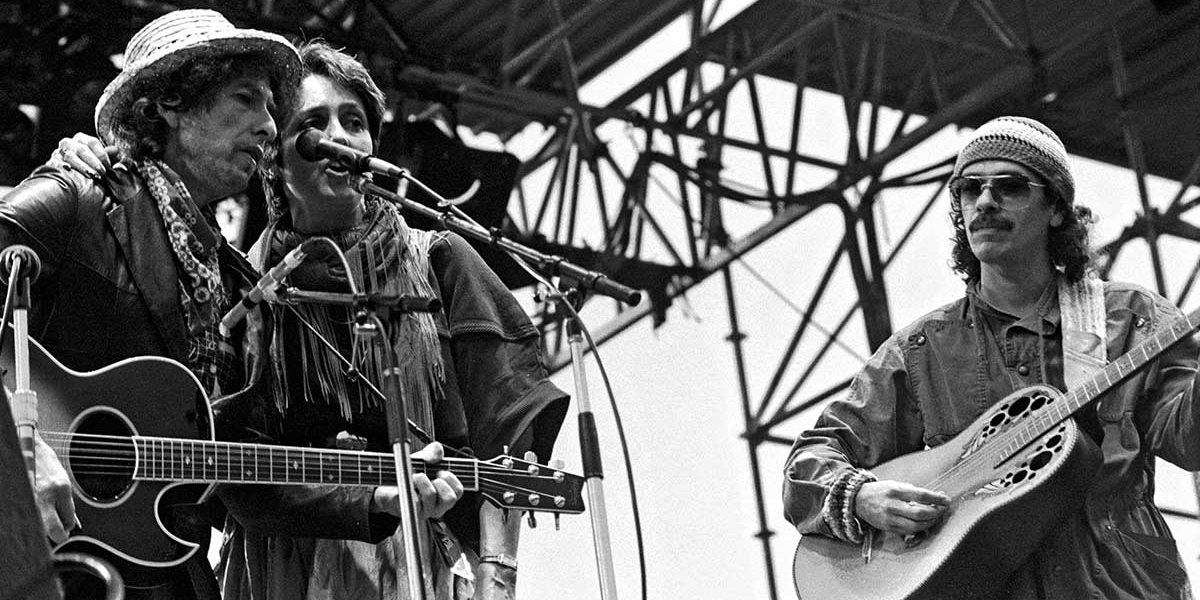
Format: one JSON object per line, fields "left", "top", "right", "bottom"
{"left": 41, "top": 435, "right": 574, "bottom": 508}
{"left": 38, "top": 431, "right": 567, "bottom": 480}
{"left": 38, "top": 431, "right": 559, "bottom": 476}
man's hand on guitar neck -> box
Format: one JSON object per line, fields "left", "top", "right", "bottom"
{"left": 31, "top": 430, "right": 77, "bottom": 543}
{"left": 370, "top": 442, "right": 465, "bottom": 521}
{"left": 855, "top": 481, "right": 950, "bottom": 535}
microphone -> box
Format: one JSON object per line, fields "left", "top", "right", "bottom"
{"left": 0, "top": 245, "right": 41, "bottom": 284}
{"left": 219, "top": 241, "right": 316, "bottom": 336}
{"left": 296, "top": 128, "right": 402, "bottom": 178}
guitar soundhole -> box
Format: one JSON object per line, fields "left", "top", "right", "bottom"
{"left": 70, "top": 410, "right": 136, "bottom": 503}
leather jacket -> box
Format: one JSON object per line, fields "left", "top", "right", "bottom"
{"left": 0, "top": 161, "right": 269, "bottom": 600}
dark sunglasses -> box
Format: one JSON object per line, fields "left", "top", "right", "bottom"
{"left": 948, "top": 174, "right": 1047, "bottom": 206}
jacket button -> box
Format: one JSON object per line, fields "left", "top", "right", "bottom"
{"left": 1016, "top": 364, "right": 1030, "bottom": 376}
{"left": 915, "top": 334, "right": 926, "bottom": 345}
{"left": 1135, "top": 316, "right": 1148, "bottom": 328}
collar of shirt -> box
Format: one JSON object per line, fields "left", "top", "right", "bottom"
{"left": 965, "top": 279, "right": 1061, "bottom": 337}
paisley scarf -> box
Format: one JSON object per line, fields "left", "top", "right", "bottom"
{"left": 138, "top": 159, "right": 239, "bottom": 395}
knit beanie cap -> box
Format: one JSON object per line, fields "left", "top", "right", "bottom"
{"left": 951, "top": 116, "right": 1074, "bottom": 206}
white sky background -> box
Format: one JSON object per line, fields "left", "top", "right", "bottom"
{"left": 493, "top": 3, "right": 1200, "bottom": 599}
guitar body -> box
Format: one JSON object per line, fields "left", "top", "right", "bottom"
{"left": 2, "top": 334, "right": 213, "bottom": 589}
{"left": 793, "top": 384, "right": 1103, "bottom": 600}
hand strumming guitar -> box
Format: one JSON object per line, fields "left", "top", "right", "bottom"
{"left": 855, "top": 480, "right": 950, "bottom": 535}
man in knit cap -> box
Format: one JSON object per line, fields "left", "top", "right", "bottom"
{"left": 784, "top": 116, "right": 1200, "bottom": 598}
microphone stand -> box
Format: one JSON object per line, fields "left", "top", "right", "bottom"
{"left": 362, "top": 173, "right": 634, "bottom": 600}
{"left": 360, "top": 177, "right": 642, "bottom": 307}
{"left": 562, "top": 288, "right": 620, "bottom": 600}
{"left": 6, "top": 253, "right": 38, "bottom": 478}
{"left": 297, "top": 290, "right": 440, "bottom": 600}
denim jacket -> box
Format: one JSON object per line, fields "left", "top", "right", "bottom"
{"left": 784, "top": 279, "right": 1200, "bottom": 599}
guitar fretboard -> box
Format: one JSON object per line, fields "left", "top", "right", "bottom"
{"left": 132, "top": 437, "right": 480, "bottom": 490}
{"left": 998, "top": 307, "right": 1200, "bottom": 461}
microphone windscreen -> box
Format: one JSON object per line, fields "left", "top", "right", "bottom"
{"left": 296, "top": 128, "right": 326, "bottom": 162}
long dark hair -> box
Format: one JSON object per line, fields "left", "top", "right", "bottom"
{"left": 949, "top": 188, "right": 1095, "bottom": 283}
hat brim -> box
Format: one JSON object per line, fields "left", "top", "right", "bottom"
{"left": 95, "top": 31, "right": 300, "bottom": 145}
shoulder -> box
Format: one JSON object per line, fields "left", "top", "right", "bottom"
{"left": 1100, "top": 278, "right": 1183, "bottom": 327}
{"left": 891, "top": 296, "right": 969, "bottom": 344}
{"left": 0, "top": 162, "right": 111, "bottom": 231}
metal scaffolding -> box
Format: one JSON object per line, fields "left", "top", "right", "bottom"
{"left": 6, "top": 0, "right": 1200, "bottom": 595}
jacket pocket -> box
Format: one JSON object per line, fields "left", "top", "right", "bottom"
{"left": 1114, "top": 529, "right": 1189, "bottom": 591}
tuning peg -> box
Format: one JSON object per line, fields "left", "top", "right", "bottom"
{"left": 524, "top": 451, "right": 540, "bottom": 475}
{"left": 527, "top": 511, "right": 537, "bottom": 529}
{"left": 550, "top": 458, "right": 566, "bottom": 482}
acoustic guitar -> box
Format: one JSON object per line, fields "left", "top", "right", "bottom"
{"left": 2, "top": 332, "right": 585, "bottom": 589}
{"left": 792, "top": 306, "right": 1200, "bottom": 599}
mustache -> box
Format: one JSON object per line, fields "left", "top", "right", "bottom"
{"left": 969, "top": 214, "right": 1013, "bottom": 232}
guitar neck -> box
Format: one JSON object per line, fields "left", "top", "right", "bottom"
{"left": 131, "top": 437, "right": 480, "bottom": 490}
{"left": 1012, "top": 306, "right": 1200, "bottom": 451}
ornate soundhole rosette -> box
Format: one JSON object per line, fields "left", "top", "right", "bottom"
{"left": 961, "top": 388, "right": 1057, "bottom": 460}
{"left": 974, "top": 422, "right": 1069, "bottom": 497}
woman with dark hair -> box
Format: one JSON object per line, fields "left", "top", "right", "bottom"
{"left": 216, "top": 40, "right": 569, "bottom": 600}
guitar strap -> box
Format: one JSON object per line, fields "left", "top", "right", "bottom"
{"left": 1059, "top": 274, "right": 1108, "bottom": 387}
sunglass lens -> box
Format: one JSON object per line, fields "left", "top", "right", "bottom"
{"left": 992, "top": 176, "right": 1029, "bottom": 197}
{"left": 951, "top": 178, "right": 983, "bottom": 200}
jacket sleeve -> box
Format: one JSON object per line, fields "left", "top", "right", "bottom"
{"left": 216, "top": 483, "right": 397, "bottom": 542}
{"left": 430, "top": 232, "right": 569, "bottom": 462}
{"left": 0, "top": 164, "right": 91, "bottom": 279}
{"left": 1131, "top": 290, "right": 1200, "bottom": 470}
{"left": 782, "top": 334, "right": 924, "bottom": 535}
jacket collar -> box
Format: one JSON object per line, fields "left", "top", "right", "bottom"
{"left": 103, "top": 162, "right": 189, "bottom": 362}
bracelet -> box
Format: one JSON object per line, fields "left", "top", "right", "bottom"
{"left": 841, "top": 470, "right": 877, "bottom": 544}
{"left": 480, "top": 553, "right": 519, "bottom": 571}
{"left": 821, "top": 470, "right": 854, "bottom": 541}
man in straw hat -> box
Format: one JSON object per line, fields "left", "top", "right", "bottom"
{"left": 1, "top": 8, "right": 459, "bottom": 600}
{"left": 783, "top": 116, "right": 1200, "bottom": 598}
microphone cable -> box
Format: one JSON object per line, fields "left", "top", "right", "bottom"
{"left": 504, "top": 246, "right": 649, "bottom": 600}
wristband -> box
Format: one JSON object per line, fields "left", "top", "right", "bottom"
{"left": 480, "top": 553, "right": 519, "bottom": 571}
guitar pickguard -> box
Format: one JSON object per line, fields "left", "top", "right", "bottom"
{"left": 974, "top": 422, "right": 1070, "bottom": 497}
{"left": 961, "top": 387, "right": 1059, "bottom": 460}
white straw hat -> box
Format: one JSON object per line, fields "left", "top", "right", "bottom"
{"left": 94, "top": 8, "right": 300, "bottom": 144}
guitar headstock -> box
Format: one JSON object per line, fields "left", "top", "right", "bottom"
{"left": 476, "top": 453, "right": 585, "bottom": 514}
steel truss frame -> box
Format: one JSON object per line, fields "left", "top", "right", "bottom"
{"left": 29, "top": 0, "right": 1200, "bottom": 595}
{"left": 464, "top": 1, "right": 1200, "bottom": 596}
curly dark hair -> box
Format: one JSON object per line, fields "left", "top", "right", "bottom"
{"left": 109, "top": 49, "right": 291, "bottom": 161}
{"left": 949, "top": 185, "right": 1095, "bottom": 284}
